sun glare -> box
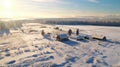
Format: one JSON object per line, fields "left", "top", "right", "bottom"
{"left": 3, "top": 0, "right": 13, "bottom": 9}
{"left": 1, "top": 0, "right": 15, "bottom": 18}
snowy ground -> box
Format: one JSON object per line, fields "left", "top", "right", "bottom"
{"left": 0, "top": 23, "right": 120, "bottom": 67}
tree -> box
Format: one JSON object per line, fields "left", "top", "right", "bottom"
{"left": 41, "top": 30, "right": 45, "bottom": 36}
{"left": 68, "top": 29, "right": 72, "bottom": 36}
{"left": 76, "top": 29, "right": 79, "bottom": 36}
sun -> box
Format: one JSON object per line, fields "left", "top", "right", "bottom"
{"left": 3, "top": 0, "right": 13, "bottom": 9}
{"left": 1, "top": 0, "right": 15, "bottom": 18}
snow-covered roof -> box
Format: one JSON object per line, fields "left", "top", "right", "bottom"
{"left": 92, "top": 34, "right": 105, "bottom": 39}
{"left": 10, "top": 30, "right": 22, "bottom": 33}
{"left": 77, "top": 33, "right": 92, "bottom": 39}
{"left": 57, "top": 34, "right": 68, "bottom": 39}
{"left": 79, "top": 33, "right": 88, "bottom": 36}
{"left": 23, "top": 23, "right": 41, "bottom": 26}
{"left": 77, "top": 35, "right": 85, "bottom": 39}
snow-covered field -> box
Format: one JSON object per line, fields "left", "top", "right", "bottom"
{"left": 0, "top": 23, "right": 120, "bottom": 67}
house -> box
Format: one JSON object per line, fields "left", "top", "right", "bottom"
{"left": 56, "top": 34, "right": 69, "bottom": 41}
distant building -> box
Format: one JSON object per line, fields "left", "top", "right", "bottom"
{"left": 56, "top": 34, "right": 69, "bottom": 41}
{"left": 92, "top": 36, "right": 106, "bottom": 41}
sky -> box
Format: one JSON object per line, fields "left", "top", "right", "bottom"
{"left": 0, "top": 0, "right": 120, "bottom": 19}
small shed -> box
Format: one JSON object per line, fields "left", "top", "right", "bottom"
{"left": 29, "top": 30, "right": 38, "bottom": 33}
{"left": 54, "top": 27, "right": 59, "bottom": 30}
{"left": 77, "top": 34, "right": 92, "bottom": 40}
{"left": 92, "top": 35, "right": 107, "bottom": 41}
{"left": 77, "top": 35, "right": 85, "bottom": 40}
{"left": 56, "top": 34, "right": 69, "bottom": 41}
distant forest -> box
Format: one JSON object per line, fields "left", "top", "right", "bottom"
{"left": 44, "top": 20, "right": 120, "bottom": 26}
{"left": 20, "top": 18, "right": 120, "bottom": 27}
{"left": 1, "top": 18, "right": 120, "bottom": 27}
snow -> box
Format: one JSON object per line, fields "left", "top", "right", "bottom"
{"left": 0, "top": 23, "right": 120, "bottom": 67}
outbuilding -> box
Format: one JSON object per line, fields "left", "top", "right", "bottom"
{"left": 77, "top": 34, "right": 92, "bottom": 41}
{"left": 56, "top": 34, "right": 69, "bottom": 41}
{"left": 92, "top": 35, "right": 107, "bottom": 41}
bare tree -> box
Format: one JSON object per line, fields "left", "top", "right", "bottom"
{"left": 76, "top": 29, "right": 79, "bottom": 36}
{"left": 41, "top": 30, "right": 45, "bottom": 36}
{"left": 68, "top": 29, "right": 72, "bottom": 36}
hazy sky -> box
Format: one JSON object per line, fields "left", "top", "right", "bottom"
{"left": 0, "top": 0, "right": 120, "bottom": 19}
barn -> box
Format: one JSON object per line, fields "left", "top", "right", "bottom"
{"left": 92, "top": 35, "right": 107, "bottom": 41}
{"left": 56, "top": 34, "right": 69, "bottom": 41}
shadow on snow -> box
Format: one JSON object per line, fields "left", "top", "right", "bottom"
{"left": 62, "top": 40, "right": 79, "bottom": 46}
